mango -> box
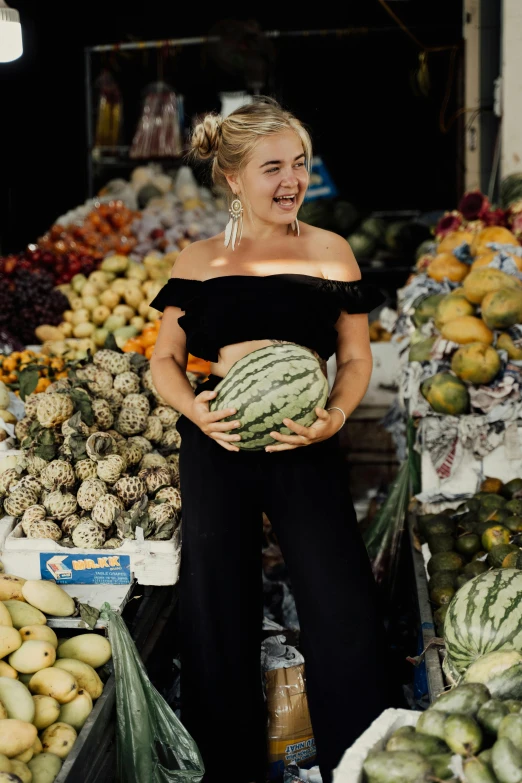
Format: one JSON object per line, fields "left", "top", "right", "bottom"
{"left": 451, "top": 342, "right": 501, "bottom": 385}
{"left": 441, "top": 315, "right": 494, "bottom": 345}
{"left": 416, "top": 709, "right": 448, "bottom": 741}
{"left": 28, "top": 753, "right": 62, "bottom": 783}
{"left": 0, "top": 628, "right": 22, "bottom": 659}
{"left": 0, "top": 774, "right": 21, "bottom": 783}
{"left": 435, "top": 294, "right": 475, "bottom": 329}
{"left": 0, "top": 757, "right": 10, "bottom": 773}
{"left": 462, "top": 756, "right": 498, "bottom": 783}
{"left": 0, "top": 576, "right": 26, "bottom": 602}
{"left": 0, "top": 679, "right": 35, "bottom": 723}
{"left": 0, "top": 664, "right": 17, "bottom": 681}
{"left": 9, "top": 641, "right": 56, "bottom": 675}
{"left": 21, "top": 582, "right": 75, "bottom": 619}
{"left": 477, "top": 699, "right": 510, "bottom": 734}
{"left": 421, "top": 371, "right": 470, "bottom": 416}
{"left": 58, "top": 688, "right": 93, "bottom": 732}
{"left": 0, "top": 602, "right": 13, "bottom": 627}
{"left": 0, "top": 703, "right": 6, "bottom": 721}
{"left": 53, "top": 659, "right": 102, "bottom": 700}
{"left": 13, "top": 749, "right": 32, "bottom": 764}
{"left": 57, "top": 634, "right": 111, "bottom": 669}
{"left": 28, "top": 669, "right": 78, "bottom": 705}
{"left": 472, "top": 226, "right": 519, "bottom": 256}
{"left": 10, "top": 760, "right": 32, "bottom": 783}
{"left": 444, "top": 713, "right": 482, "bottom": 756}
{"left": 32, "top": 696, "right": 60, "bottom": 731}
{"left": 497, "top": 332, "right": 522, "bottom": 361}
{"left": 428, "top": 253, "right": 470, "bottom": 283}
{"left": 0, "top": 720, "right": 37, "bottom": 759}
{"left": 432, "top": 683, "right": 490, "bottom": 716}
{"left": 19, "top": 626, "right": 58, "bottom": 650}
{"left": 362, "top": 750, "right": 434, "bottom": 783}
{"left": 40, "top": 723, "right": 76, "bottom": 760}
{"left": 492, "top": 737, "right": 522, "bottom": 783}
{"left": 482, "top": 288, "right": 522, "bottom": 330}
{"left": 32, "top": 737, "right": 42, "bottom": 756}
{"left": 463, "top": 267, "right": 522, "bottom": 304}
{"left": 438, "top": 230, "right": 474, "bottom": 254}
{"left": 3, "top": 602, "right": 45, "bottom": 631}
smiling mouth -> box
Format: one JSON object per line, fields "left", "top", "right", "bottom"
{"left": 273, "top": 194, "right": 297, "bottom": 206}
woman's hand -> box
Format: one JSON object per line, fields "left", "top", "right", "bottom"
{"left": 265, "top": 407, "right": 343, "bottom": 452}
{"left": 188, "top": 390, "right": 242, "bottom": 452}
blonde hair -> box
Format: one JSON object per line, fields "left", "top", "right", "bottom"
{"left": 190, "top": 97, "right": 312, "bottom": 197}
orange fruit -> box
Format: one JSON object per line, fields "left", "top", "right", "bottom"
{"left": 141, "top": 331, "right": 157, "bottom": 348}
{"left": 122, "top": 339, "right": 144, "bottom": 355}
{"left": 35, "top": 378, "right": 51, "bottom": 392}
{"left": 2, "top": 357, "right": 17, "bottom": 372}
{"left": 145, "top": 345, "right": 155, "bottom": 360}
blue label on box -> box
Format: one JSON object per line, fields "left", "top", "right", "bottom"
{"left": 40, "top": 553, "right": 131, "bottom": 585}
{"left": 303, "top": 156, "right": 338, "bottom": 202}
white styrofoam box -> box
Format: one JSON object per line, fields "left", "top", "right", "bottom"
{"left": 421, "top": 426, "right": 522, "bottom": 498}
{"left": 327, "top": 342, "right": 399, "bottom": 407}
{"left": 333, "top": 708, "right": 420, "bottom": 783}
{"left": 0, "top": 515, "right": 180, "bottom": 586}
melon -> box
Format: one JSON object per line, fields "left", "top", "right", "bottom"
{"left": 440, "top": 316, "right": 494, "bottom": 345}
{"left": 427, "top": 253, "right": 470, "bottom": 283}
{"left": 462, "top": 267, "right": 522, "bottom": 304}
{"left": 421, "top": 372, "right": 470, "bottom": 415}
{"left": 451, "top": 342, "right": 501, "bottom": 385}
{"left": 209, "top": 344, "right": 329, "bottom": 451}
{"left": 444, "top": 569, "right": 522, "bottom": 675}
{"left": 481, "top": 288, "right": 522, "bottom": 330}
{"left": 472, "top": 226, "right": 519, "bottom": 256}
{"left": 438, "top": 230, "right": 474, "bottom": 253}
{"left": 435, "top": 294, "right": 475, "bottom": 329}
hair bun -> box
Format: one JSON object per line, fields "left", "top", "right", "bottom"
{"left": 191, "top": 114, "right": 222, "bottom": 160}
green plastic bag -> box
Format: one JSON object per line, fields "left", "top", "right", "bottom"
{"left": 101, "top": 604, "right": 204, "bottom": 783}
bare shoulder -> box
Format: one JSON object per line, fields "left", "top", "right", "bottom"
{"left": 300, "top": 223, "right": 361, "bottom": 282}
{"left": 169, "top": 236, "right": 223, "bottom": 280}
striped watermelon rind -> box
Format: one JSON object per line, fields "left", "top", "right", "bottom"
{"left": 444, "top": 568, "right": 522, "bottom": 675}
{"left": 209, "top": 344, "right": 329, "bottom": 451}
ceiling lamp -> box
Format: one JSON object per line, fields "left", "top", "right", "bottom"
{"left": 0, "top": 0, "right": 23, "bottom": 63}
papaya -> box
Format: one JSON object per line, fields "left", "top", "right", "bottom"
{"left": 413, "top": 294, "right": 445, "bottom": 327}
{"left": 438, "top": 230, "right": 474, "bottom": 253}
{"left": 409, "top": 337, "right": 436, "bottom": 363}
{"left": 421, "top": 372, "right": 470, "bottom": 415}
{"left": 451, "top": 342, "right": 501, "bottom": 385}
{"left": 497, "top": 332, "right": 522, "bottom": 360}
{"left": 427, "top": 253, "right": 470, "bottom": 283}
{"left": 435, "top": 294, "right": 475, "bottom": 329}
{"left": 482, "top": 288, "right": 522, "bottom": 330}
{"left": 440, "top": 316, "right": 494, "bottom": 346}
{"left": 471, "top": 226, "right": 519, "bottom": 256}
{"left": 462, "top": 267, "right": 522, "bottom": 304}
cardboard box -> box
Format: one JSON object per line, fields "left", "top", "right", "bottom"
{"left": 266, "top": 663, "right": 316, "bottom": 780}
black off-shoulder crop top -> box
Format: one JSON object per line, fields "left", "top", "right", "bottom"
{"left": 149, "top": 273, "right": 385, "bottom": 362}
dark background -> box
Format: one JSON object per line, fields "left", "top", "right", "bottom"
{"left": 0, "top": 1, "right": 463, "bottom": 254}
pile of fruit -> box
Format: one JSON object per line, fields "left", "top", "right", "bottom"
{"left": 0, "top": 353, "right": 67, "bottom": 396}
{"left": 36, "top": 201, "right": 139, "bottom": 262}
{"left": 0, "top": 574, "right": 111, "bottom": 783}
{"left": 0, "top": 348, "right": 182, "bottom": 548}
{"left": 421, "top": 476, "right": 522, "bottom": 638}
{"left": 0, "top": 270, "right": 70, "bottom": 353}
{"left": 0, "top": 247, "right": 97, "bottom": 287}
{"left": 35, "top": 253, "right": 173, "bottom": 361}
{"left": 364, "top": 671, "right": 522, "bottom": 783}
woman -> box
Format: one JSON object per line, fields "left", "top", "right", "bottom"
{"left": 150, "top": 98, "right": 389, "bottom": 783}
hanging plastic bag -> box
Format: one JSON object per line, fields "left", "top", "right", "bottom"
{"left": 94, "top": 70, "right": 123, "bottom": 148}
{"left": 100, "top": 603, "right": 204, "bottom": 783}
{"left": 130, "top": 82, "right": 183, "bottom": 159}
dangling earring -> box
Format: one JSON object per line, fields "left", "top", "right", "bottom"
{"left": 224, "top": 197, "right": 244, "bottom": 251}
{"left": 291, "top": 218, "right": 300, "bottom": 237}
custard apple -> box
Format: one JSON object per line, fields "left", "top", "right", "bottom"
{"left": 4, "top": 487, "right": 39, "bottom": 517}
{"left": 156, "top": 486, "right": 182, "bottom": 511}
{"left": 97, "top": 388, "right": 124, "bottom": 411}
{"left": 142, "top": 416, "right": 163, "bottom": 444}
{"left": 77, "top": 478, "right": 108, "bottom": 510}
{"left": 14, "top": 417, "right": 32, "bottom": 442}
{"left": 44, "top": 489, "right": 78, "bottom": 519}
{"left": 96, "top": 454, "right": 126, "bottom": 484}
{"left": 138, "top": 466, "right": 171, "bottom": 494}
{"left": 118, "top": 442, "right": 142, "bottom": 467}
{"left": 62, "top": 513, "right": 82, "bottom": 536}
{"left": 113, "top": 372, "right": 140, "bottom": 396}
{"left": 151, "top": 406, "right": 179, "bottom": 429}
{"left": 161, "top": 428, "right": 181, "bottom": 451}
{"left": 93, "top": 349, "right": 131, "bottom": 375}
{"left": 26, "top": 520, "right": 62, "bottom": 541}
{"left": 103, "top": 537, "right": 123, "bottom": 549}
{"left": 21, "top": 504, "right": 47, "bottom": 535}
{"left": 80, "top": 366, "right": 113, "bottom": 396}
{"left": 61, "top": 416, "right": 89, "bottom": 438}
{"left": 166, "top": 452, "right": 180, "bottom": 468}
{"left": 107, "top": 429, "right": 125, "bottom": 442}
{"left": 86, "top": 432, "right": 115, "bottom": 462}
{"left": 91, "top": 494, "right": 124, "bottom": 529}
{"left": 113, "top": 476, "right": 147, "bottom": 507}
{"left": 167, "top": 463, "right": 180, "bottom": 487}
{"left": 122, "top": 394, "right": 150, "bottom": 416}
{"left": 72, "top": 519, "right": 106, "bottom": 549}
{"left": 139, "top": 452, "right": 167, "bottom": 470}
{"left": 115, "top": 407, "right": 148, "bottom": 436}
{"left": 141, "top": 366, "right": 167, "bottom": 403}
{"left": 75, "top": 459, "right": 98, "bottom": 481}
{"left": 37, "top": 393, "right": 74, "bottom": 428}
{"left": 40, "top": 460, "right": 76, "bottom": 490}
{"left": 10, "top": 475, "right": 43, "bottom": 498}
{"left": 46, "top": 378, "right": 72, "bottom": 393}
{"left": 127, "top": 436, "right": 152, "bottom": 454}
{"left": 23, "top": 394, "right": 41, "bottom": 420}
{"left": 25, "top": 452, "right": 48, "bottom": 477}
{"left": 148, "top": 501, "right": 177, "bottom": 526}
{"left": 92, "top": 399, "right": 114, "bottom": 431}
{"left": 0, "top": 468, "right": 22, "bottom": 496}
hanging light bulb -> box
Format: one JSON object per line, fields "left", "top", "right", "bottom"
{"left": 0, "top": 0, "right": 23, "bottom": 63}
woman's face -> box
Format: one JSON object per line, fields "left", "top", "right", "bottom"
{"left": 233, "top": 130, "right": 309, "bottom": 229}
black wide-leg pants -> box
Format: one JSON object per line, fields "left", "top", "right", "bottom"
{"left": 177, "top": 379, "right": 389, "bottom": 783}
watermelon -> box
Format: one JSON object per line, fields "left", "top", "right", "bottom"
{"left": 209, "top": 344, "right": 329, "bottom": 451}
{"left": 500, "top": 173, "right": 522, "bottom": 208}
{"left": 444, "top": 569, "right": 522, "bottom": 675}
